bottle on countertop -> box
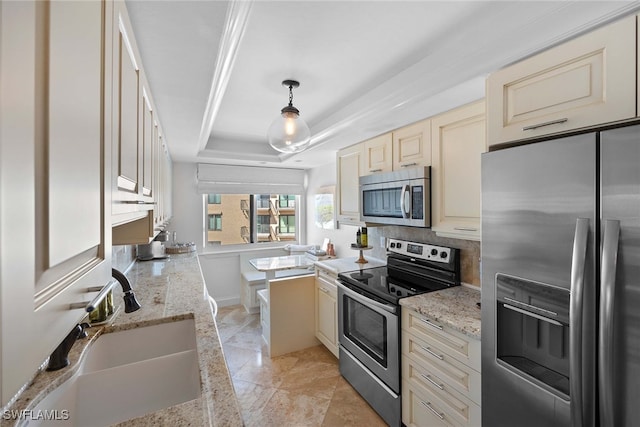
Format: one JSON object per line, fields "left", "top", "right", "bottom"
{"left": 361, "top": 227, "right": 368, "bottom": 247}
{"left": 356, "top": 228, "right": 361, "bottom": 247}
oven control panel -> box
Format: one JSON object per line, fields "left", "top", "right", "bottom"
{"left": 387, "top": 238, "right": 452, "bottom": 264}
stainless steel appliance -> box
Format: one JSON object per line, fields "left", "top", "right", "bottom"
{"left": 337, "top": 238, "right": 460, "bottom": 426}
{"left": 360, "top": 167, "right": 431, "bottom": 227}
{"left": 481, "top": 124, "right": 640, "bottom": 427}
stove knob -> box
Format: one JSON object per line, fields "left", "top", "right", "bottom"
{"left": 431, "top": 249, "right": 438, "bottom": 256}
{"left": 397, "top": 290, "right": 403, "bottom": 296}
{"left": 390, "top": 286, "right": 396, "bottom": 293}
{"left": 390, "top": 242, "right": 396, "bottom": 248}
{"left": 397, "top": 243, "right": 402, "bottom": 249}
{"left": 440, "top": 251, "right": 448, "bottom": 259}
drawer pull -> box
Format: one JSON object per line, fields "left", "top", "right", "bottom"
{"left": 454, "top": 227, "right": 477, "bottom": 232}
{"left": 369, "top": 168, "right": 382, "bottom": 173}
{"left": 420, "top": 318, "right": 443, "bottom": 330}
{"left": 421, "top": 373, "right": 444, "bottom": 390}
{"left": 319, "top": 287, "right": 330, "bottom": 294}
{"left": 401, "top": 162, "right": 418, "bottom": 168}
{"left": 420, "top": 401, "right": 445, "bottom": 420}
{"left": 420, "top": 344, "right": 444, "bottom": 360}
{"left": 522, "top": 118, "right": 568, "bottom": 131}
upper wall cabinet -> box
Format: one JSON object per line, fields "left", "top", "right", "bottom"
{"left": 336, "top": 143, "right": 365, "bottom": 225}
{"left": 392, "top": 119, "right": 431, "bottom": 170}
{"left": 108, "top": 0, "right": 172, "bottom": 241}
{"left": 0, "top": 0, "right": 111, "bottom": 406}
{"left": 431, "top": 100, "right": 486, "bottom": 241}
{"left": 362, "top": 133, "right": 393, "bottom": 175}
{"left": 487, "top": 15, "right": 636, "bottom": 147}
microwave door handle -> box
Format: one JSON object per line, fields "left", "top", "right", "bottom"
{"left": 599, "top": 219, "right": 620, "bottom": 427}
{"left": 401, "top": 184, "right": 411, "bottom": 219}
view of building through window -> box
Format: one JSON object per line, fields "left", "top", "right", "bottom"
{"left": 206, "top": 194, "right": 298, "bottom": 246}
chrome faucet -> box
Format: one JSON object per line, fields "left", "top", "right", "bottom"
{"left": 47, "top": 323, "right": 90, "bottom": 371}
{"left": 112, "top": 268, "right": 141, "bottom": 313}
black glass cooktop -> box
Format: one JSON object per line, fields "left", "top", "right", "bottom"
{"left": 338, "top": 265, "right": 450, "bottom": 305}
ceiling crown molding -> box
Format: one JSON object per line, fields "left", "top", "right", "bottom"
{"left": 197, "top": 0, "right": 254, "bottom": 155}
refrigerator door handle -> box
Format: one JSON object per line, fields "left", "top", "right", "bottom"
{"left": 599, "top": 219, "right": 620, "bottom": 427}
{"left": 569, "top": 217, "right": 589, "bottom": 427}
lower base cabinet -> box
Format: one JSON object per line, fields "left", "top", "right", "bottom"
{"left": 315, "top": 266, "right": 339, "bottom": 358}
{"left": 401, "top": 307, "right": 481, "bottom": 427}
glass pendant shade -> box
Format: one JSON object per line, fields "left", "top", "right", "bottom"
{"left": 267, "top": 80, "right": 311, "bottom": 153}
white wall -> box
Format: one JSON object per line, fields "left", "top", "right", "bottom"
{"left": 305, "top": 161, "right": 385, "bottom": 258}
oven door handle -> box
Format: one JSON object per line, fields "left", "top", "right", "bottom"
{"left": 336, "top": 281, "right": 397, "bottom": 314}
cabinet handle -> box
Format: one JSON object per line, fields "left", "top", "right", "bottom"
{"left": 421, "top": 373, "right": 445, "bottom": 390}
{"left": 453, "top": 227, "right": 477, "bottom": 232}
{"left": 319, "top": 287, "right": 330, "bottom": 294}
{"left": 369, "top": 168, "right": 382, "bottom": 173}
{"left": 419, "top": 344, "right": 444, "bottom": 360}
{"left": 522, "top": 118, "right": 568, "bottom": 131}
{"left": 420, "top": 401, "right": 445, "bottom": 420}
{"left": 420, "top": 318, "right": 443, "bottom": 330}
{"left": 400, "top": 162, "right": 418, "bottom": 168}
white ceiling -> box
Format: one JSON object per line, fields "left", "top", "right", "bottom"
{"left": 125, "top": 0, "right": 640, "bottom": 170}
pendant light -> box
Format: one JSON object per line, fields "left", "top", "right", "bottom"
{"left": 267, "top": 79, "right": 311, "bottom": 153}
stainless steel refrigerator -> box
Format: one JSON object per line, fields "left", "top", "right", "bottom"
{"left": 481, "top": 124, "right": 640, "bottom": 427}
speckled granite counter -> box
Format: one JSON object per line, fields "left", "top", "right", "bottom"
{"left": 400, "top": 285, "right": 482, "bottom": 340}
{"left": 314, "top": 256, "right": 386, "bottom": 274}
{"left": 2, "top": 253, "right": 243, "bottom": 427}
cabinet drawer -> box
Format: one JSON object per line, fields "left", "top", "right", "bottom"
{"left": 402, "top": 309, "right": 480, "bottom": 371}
{"left": 487, "top": 15, "right": 636, "bottom": 146}
{"left": 402, "top": 332, "right": 481, "bottom": 405}
{"left": 402, "top": 379, "right": 480, "bottom": 427}
{"left": 315, "top": 267, "right": 338, "bottom": 291}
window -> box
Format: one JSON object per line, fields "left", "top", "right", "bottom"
{"left": 208, "top": 214, "right": 222, "bottom": 231}
{"left": 205, "top": 194, "right": 298, "bottom": 246}
{"left": 279, "top": 195, "right": 295, "bottom": 208}
{"left": 279, "top": 215, "right": 295, "bottom": 234}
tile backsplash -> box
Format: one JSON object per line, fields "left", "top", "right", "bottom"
{"left": 369, "top": 226, "right": 480, "bottom": 287}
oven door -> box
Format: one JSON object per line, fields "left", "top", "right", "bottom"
{"left": 337, "top": 280, "right": 399, "bottom": 392}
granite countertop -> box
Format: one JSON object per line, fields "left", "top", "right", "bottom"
{"left": 2, "top": 253, "right": 242, "bottom": 427}
{"left": 400, "top": 285, "right": 482, "bottom": 340}
{"left": 249, "top": 254, "right": 314, "bottom": 272}
{"left": 314, "top": 256, "right": 386, "bottom": 274}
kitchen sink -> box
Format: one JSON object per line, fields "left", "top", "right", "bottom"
{"left": 26, "top": 318, "right": 201, "bottom": 426}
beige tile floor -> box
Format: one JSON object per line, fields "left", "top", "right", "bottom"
{"left": 216, "top": 305, "right": 388, "bottom": 427}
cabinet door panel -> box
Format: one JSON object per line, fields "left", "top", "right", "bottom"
{"left": 48, "top": 0, "right": 102, "bottom": 268}
{"left": 431, "top": 101, "right": 485, "bottom": 240}
{"left": 117, "top": 32, "right": 139, "bottom": 193}
{"left": 336, "top": 144, "right": 364, "bottom": 223}
{"left": 0, "top": 0, "right": 110, "bottom": 407}
{"left": 487, "top": 15, "right": 636, "bottom": 146}
{"left": 363, "top": 133, "right": 392, "bottom": 174}
{"left": 141, "top": 88, "right": 153, "bottom": 197}
{"left": 393, "top": 119, "right": 431, "bottom": 170}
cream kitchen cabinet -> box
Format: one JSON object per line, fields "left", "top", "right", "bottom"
{"left": 336, "top": 143, "right": 365, "bottom": 225}
{"left": 430, "top": 100, "right": 486, "bottom": 241}
{"left": 0, "top": 0, "right": 112, "bottom": 407}
{"left": 401, "top": 308, "right": 481, "bottom": 427}
{"left": 487, "top": 14, "right": 636, "bottom": 147}
{"left": 362, "top": 133, "right": 393, "bottom": 175}
{"left": 109, "top": 0, "right": 172, "bottom": 242}
{"left": 315, "top": 266, "right": 339, "bottom": 358}
{"left": 393, "top": 119, "right": 431, "bottom": 170}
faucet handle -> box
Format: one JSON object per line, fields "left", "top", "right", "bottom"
{"left": 78, "top": 322, "right": 91, "bottom": 339}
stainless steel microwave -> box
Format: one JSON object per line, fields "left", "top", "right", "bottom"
{"left": 359, "top": 167, "right": 431, "bottom": 227}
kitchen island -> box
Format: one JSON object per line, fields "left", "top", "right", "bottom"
{"left": 2, "top": 252, "right": 242, "bottom": 427}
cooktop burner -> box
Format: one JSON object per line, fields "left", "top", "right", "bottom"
{"left": 338, "top": 238, "right": 461, "bottom": 305}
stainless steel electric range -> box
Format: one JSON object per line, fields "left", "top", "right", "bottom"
{"left": 336, "top": 238, "right": 461, "bottom": 426}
